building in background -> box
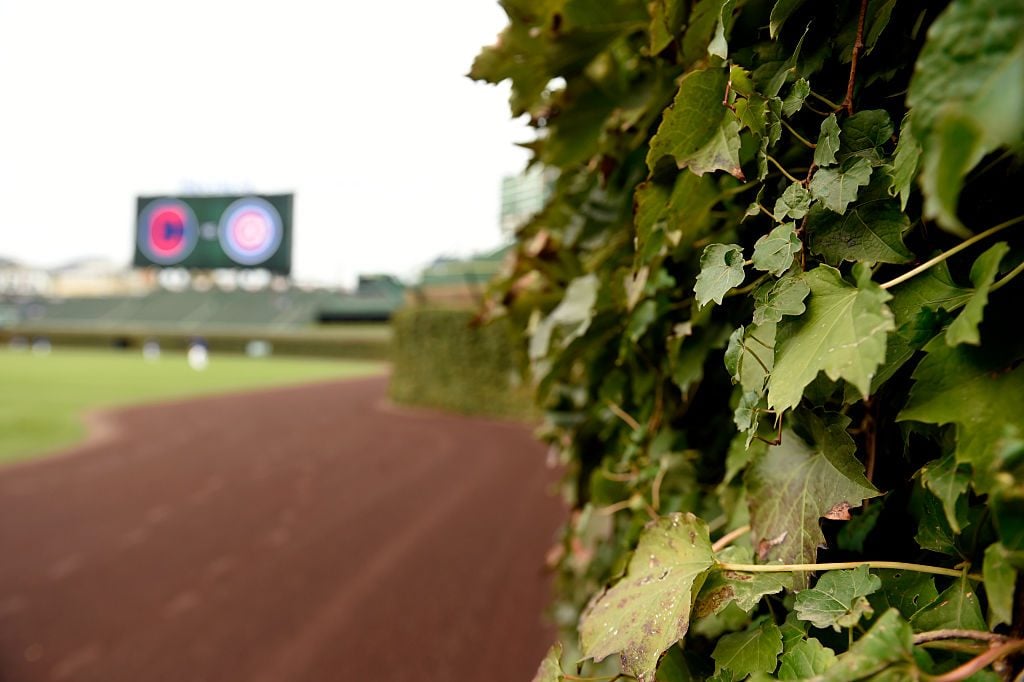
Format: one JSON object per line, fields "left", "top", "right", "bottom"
{"left": 500, "top": 166, "right": 555, "bottom": 236}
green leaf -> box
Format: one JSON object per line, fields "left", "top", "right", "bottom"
{"left": 864, "top": 0, "right": 898, "bottom": 54}
{"left": 649, "top": 0, "right": 688, "bottom": 55}
{"left": 648, "top": 68, "right": 744, "bottom": 179}
{"left": 626, "top": 299, "right": 659, "bottom": 344}
{"left": 773, "top": 182, "right": 812, "bottom": 221}
{"left": 839, "top": 110, "right": 894, "bottom": 163}
{"left": 907, "top": 0, "right": 1024, "bottom": 235}
{"left": 777, "top": 638, "right": 837, "bottom": 679}
{"left": 920, "top": 454, "right": 970, "bottom": 534}
{"left": 814, "top": 114, "right": 841, "bottom": 167}
{"left": 746, "top": 412, "right": 879, "bottom": 582}
{"left": 890, "top": 114, "right": 921, "bottom": 211}
{"left": 752, "top": 222, "right": 802, "bottom": 276}
{"left": 712, "top": 618, "right": 783, "bottom": 678}
{"left": 530, "top": 274, "right": 600, "bottom": 359}
{"left": 708, "top": 0, "right": 736, "bottom": 59}
{"left": 983, "top": 543, "right": 1017, "bottom": 628}
{"left": 809, "top": 157, "right": 874, "bottom": 214}
{"left": 769, "top": 0, "right": 808, "bottom": 38}
{"left": 782, "top": 78, "right": 811, "bottom": 117}
{"left": 837, "top": 500, "right": 883, "bottom": 553}
{"left": 681, "top": 0, "right": 730, "bottom": 67}
{"left": 635, "top": 172, "right": 720, "bottom": 261}
{"left": 819, "top": 610, "right": 914, "bottom": 682}
{"left": 696, "top": 244, "right": 746, "bottom": 307}
{"left": 911, "top": 574, "right": 986, "bottom": 631}
{"left": 805, "top": 196, "right": 913, "bottom": 265}
{"left": 733, "top": 390, "right": 761, "bottom": 439}
{"left": 579, "top": 513, "right": 716, "bottom": 682}
{"left": 532, "top": 643, "right": 563, "bottom": 682}
{"left": 753, "top": 275, "right": 810, "bottom": 326}
{"left": 899, "top": 335, "right": 1024, "bottom": 494}
{"left": 945, "top": 242, "right": 1010, "bottom": 346}
{"left": 872, "top": 569, "right": 940, "bottom": 621}
{"left": 794, "top": 565, "right": 881, "bottom": 631}
{"left": 724, "top": 322, "right": 776, "bottom": 393}
{"left": 768, "top": 265, "right": 895, "bottom": 412}
{"left": 695, "top": 546, "right": 791, "bottom": 618}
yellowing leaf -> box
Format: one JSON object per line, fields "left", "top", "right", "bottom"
{"left": 579, "top": 513, "right": 715, "bottom": 682}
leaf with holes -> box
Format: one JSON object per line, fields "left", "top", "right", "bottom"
{"left": 746, "top": 412, "right": 879, "bottom": 587}
{"left": 579, "top": 513, "right": 715, "bottom": 682}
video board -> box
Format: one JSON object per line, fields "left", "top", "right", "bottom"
{"left": 134, "top": 194, "right": 293, "bottom": 274}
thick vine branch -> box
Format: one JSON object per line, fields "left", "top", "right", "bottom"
{"left": 842, "top": 0, "right": 869, "bottom": 114}
{"left": 925, "top": 639, "right": 1024, "bottom": 682}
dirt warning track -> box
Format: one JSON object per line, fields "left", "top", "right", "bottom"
{"left": 0, "top": 376, "right": 565, "bottom": 682}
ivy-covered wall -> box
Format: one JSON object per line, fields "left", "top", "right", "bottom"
{"left": 472, "top": 0, "right": 1024, "bottom": 679}
{"left": 389, "top": 307, "right": 533, "bottom": 418}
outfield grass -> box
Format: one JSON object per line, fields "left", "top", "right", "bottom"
{"left": 0, "top": 348, "right": 387, "bottom": 465}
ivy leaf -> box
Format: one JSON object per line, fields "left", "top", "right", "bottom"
{"left": 911, "top": 574, "right": 986, "bottom": 631}
{"left": 838, "top": 109, "right": 894, "bottom": 163}
{"left": 712, "top": 618, "right": 784, "bottom": 679}
{"left": 746, "top": 412, "right": 879, "bottom": 585}
{"left": 733, "top": 390, "right": 761, "bottom": 441}
{"left": 752, "top": 222, "right": 801, "bottom": 276}
{"left": 529, "top": 274, "right": 599, "bottom": 359}
{"left": 579, "top": 513, "right": 716, "bottom": 682}
{"left": 871, "top": 569, "right": 940, "bottom": 621}
{"left": 782, "top": 78, "right": 810, "bottom": 117}
{"left": 634, "top": 172, "right": 720, "bottom": 261}
{"left": 696, "top": 244, "right": 746, "bottom": 307}
{"left": 768, "top": 0, "right": 808, "bottom": 38}
{"left": 768, "top": 265, "right": 894, "bottom": 413}
{"left": 695, "top": 546, "right": 791, "bottom": 619}
{"left": 899, "top": 334, "right": 1024, "bottom": 494}
{"left": 814, "top": 114, "right": 841, "bottom": 167}
{"left": 777, "top": 638, "right": 837, "bottom": 679}
{"left": 809, "top": 157, "right": 874, "bottom": 214}
{"left": 945, "top": 242, "right": 1010, "bottom": 346}
{"left": 649, "top": 0, "right": 687, "bottom": 55}
{"left": 819, "top": 610, "right": 914, "bottom": 682}
{"left": 794, "top": 565, "right": 881, "bottom": 631}
{"left": 753, "top": 275, "right": 810, "bottom": 326}
{"left": 919, "top": 454, "right": 971, "bottom": 534}
{"left": 724, "top": 322, "right": 776, "bottom": 393}
{"left": 906, "top": 0, "right": 1024, "bottom": 235}
{"left": 708, "top": 0, "right": 737, "bottom": 59}
{"left": 648, "top": 68, "right": 744, "bottom": 179}
{"left": 983, "top": 543, "right": 1017, "bottom": 628}
{"left": 890, "top": 114, "right": 921, "bottom": 211}
{"left": 531, "top": 643, "right": 563, "bottom": 682}
{"left": 773, "top": 182, "right": 812, "bottom": 221}
{"left": 805, "top": 196, "right": 913, "bottom": 265}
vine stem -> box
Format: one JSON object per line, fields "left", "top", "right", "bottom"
{"left": 924, "top": 639, "right": 1024, "bottom": 682}
{"left": 712, "top": 524, "right": 751, "bottom": 553}
{"left": 781, "top": 118, "right": 817, "bottom": 149}
{"left": 766, "top": 155, "right": 802, "bottom": 184}
{"left": 809, "top": 90, "right": 841, "bottom": 111}
{"left": 843, "top": 0, "right": 869, "bottom": 114}
{"left": 880, "top": 214, "right": 1024, "bottom": 290}
{"left": 991, "top": 259, "right": 1024, "bottom": 293}
{"left": 605, "top": 400, "right": 641, "bottom": 431}
{"left": 716, "top": 560, "right": 982, "bottom": 580}
{"left": 913, "top": 630, "right": 1010, "bottom": 645}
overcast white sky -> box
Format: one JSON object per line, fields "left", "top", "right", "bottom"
{"left": 0, "top": 0, "right": 532, "bottom": 287}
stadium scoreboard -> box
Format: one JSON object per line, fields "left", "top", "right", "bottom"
{"left": 134, "top": 194, "right": 293, "bottom": 274}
